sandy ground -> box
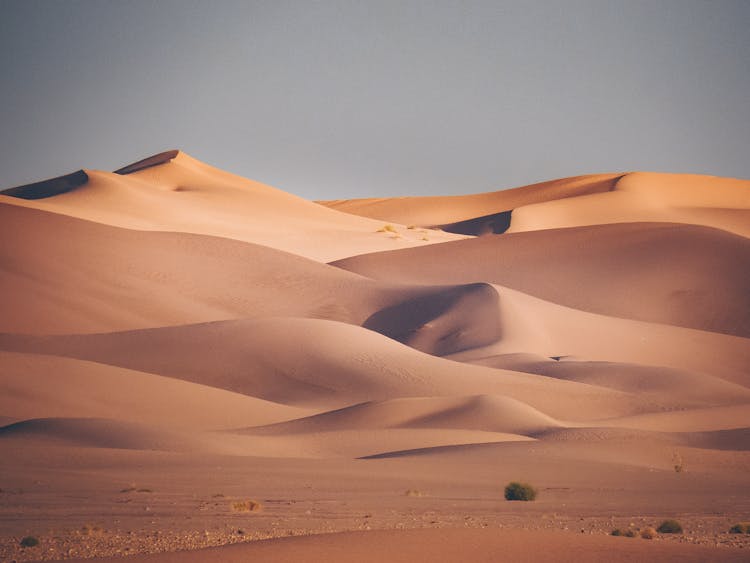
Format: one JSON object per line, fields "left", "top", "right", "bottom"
{"left": 0, "top": 151, "right": 748, "bottom": 562}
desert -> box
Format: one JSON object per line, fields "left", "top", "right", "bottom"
{"left": 0, "top": 150, "right": 748, "bottom": 562}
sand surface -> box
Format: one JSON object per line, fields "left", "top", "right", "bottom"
{"left": 0, "top": 153, "right": 748, "bottom": 561}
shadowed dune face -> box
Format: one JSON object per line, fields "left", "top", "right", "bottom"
{"left": 436, "top": 210, "right": 512, "bottom": 235}
{"left": 363, "top": 283, "right": 502, "bottom": 355}
{"left": 113, "top": 149, "right": 180, "bottom": 175}
{"left": 0, "top": 170, "right": 88, "bottom": 200}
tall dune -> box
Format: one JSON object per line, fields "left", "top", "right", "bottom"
{"left": 320, "top": 172, "right": 750, "bottom": 238}
{"left": 0, "top": 151, "right": 464, "bottom": 261}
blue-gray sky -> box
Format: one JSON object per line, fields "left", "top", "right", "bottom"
{"left": 1, "top": 0, "right": 748, "bottom": 199}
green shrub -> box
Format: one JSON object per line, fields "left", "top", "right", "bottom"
{"left": 611, "top": 529, "right": 622, "bottom": 536}
{"left": 729, "top": 522, "right": 750, "bottom": 534}
{"left": 504, "top": 481, "right": 537, "bottom": 501}
{"left": 20, "top": 536, "right": 39, "bottom": 548}
{"left": 656, "top": 519, "right": 683, "bottom": 534}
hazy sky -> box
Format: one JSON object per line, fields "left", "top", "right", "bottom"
{"left": 1, "top": 1, "right": 748, "bottom": 199}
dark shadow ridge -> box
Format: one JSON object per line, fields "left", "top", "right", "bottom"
{"left": 0, "top": 170, "right": 88, "bottom": 200}
{"left": 436, "top": 210, "right": 513, "bottom": 236}
{"left": 363, "top": 282, "right": 502, "bottom": 356}
{"left": 114, "top": 149, "right": 180, "bottom": 175}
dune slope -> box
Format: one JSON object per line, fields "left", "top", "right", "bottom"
{"left": 334, "top": 222, "right": 750, "bottom": 337}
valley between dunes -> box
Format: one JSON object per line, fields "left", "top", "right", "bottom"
{"left": 0, "top": 151, "right": 748, "bottom": 561}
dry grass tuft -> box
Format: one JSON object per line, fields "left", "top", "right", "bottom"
{"left": 640, "top": 527, "right": 657, "bottom": 539}
{"left": 80, "top": 524, "right": 105, "bottom": 537}
{"left": 404, "top": 489, "right": 426, "bottom": 497}
{"left": 231, "top": 499, "right": 263, "bottom": 513}
{"left": 376, "top": 224, "right": 398, "bottom": 233}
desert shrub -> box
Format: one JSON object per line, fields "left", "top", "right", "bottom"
{"left": 611, "top": 529, "right": 622, "bottom": 536}
{"left": 231, "top": 500, "right": 262, "bottom": 512}
{"left": 404, "top": 489, "right": 425, "bottom": 497}
{"left": 504, "top": 481, "right": 537, "bottom": 501}
{"left": 656, "top": 519, "right": 683, "bottom": 534}
{"left": 729, "top": 522, "right": 750, "bottom": 534}
{"left": 640, "top": 527, "right": 657, "bottom": 539}
{"left": 20, "top": 536, "right": 39, "bottom": 547}
{"left": 623, "top": 529, "right": 637, "bottom": 538}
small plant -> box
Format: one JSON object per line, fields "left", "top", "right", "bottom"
{"left": 640, "top": 527, "right": 657, "bottom": 539}
{"left": 611, "top": 529, "right": 622, "bottom": 536}
{"left": 80, "top": 524, "right": 104, "bottom": 537}
{"left": 504, "top": 481, "right": 537, "bottom": 501}
{"left": 672, "top": 452, "right": 684, "bottom": 473}
{"left": 404, "top": 489, "right": 425, "bottom": 497}
{"left": 623, "top": 528, "right": 637, "bottom": 538}
{"left": 657, "top": 519, "right": 682, "bottom": 534}
{"left": 407, "top": 225, "right": 416, "bottom": 230}
{"left": 376, "top": 224, "right": 398, "bottom": 233}
{"left": 729, "top": 522, "right": 750, "bottom": 534}
{"left": 231, "top": 500, "right": 262, "bottom": 512}
{"left": 20, "top": 536, "right": 39, "bottom": 547}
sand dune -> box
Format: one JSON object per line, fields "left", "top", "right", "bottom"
{"left": 0, "top": 417, "right": 200, "bottom": 451}
{"left": 450, "top": 285, "right": 750, "bottom": 387}
{"left": 0, "top": 151, "right": 464, "bottom": 261}
{"left": 0, "top": 202, "right": 383, "bottom": 334}
{"left": 0, "top": 318, "right": 648, "bottom": 419}
{"left": 1, "top": 154, "right": 749, "bottom": 561}
{"left": 509, "top": 172, "right": 750, "bottom": 237}
{"left": 321, "top": 171, "right": 750, "bottom": 238}
{"left": 334, "top": 222, "right": 750, "bottom": 337}
{"left": 320, "top": 173, "right": 622, "bottom": 225}
{"left": 606, "top": 404, "right": 750, "bottom": 432}
{"left": 468, "top": 355, "right": 750, "bottom": 408}
{"left": 0, "top": 203, "right": 492, "bottom": 339}
{"left": 243, "top": 395, "right": 562, "bottom": 436}
{"left": 0, "top": 351, "right": 306, "bottom": 430}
